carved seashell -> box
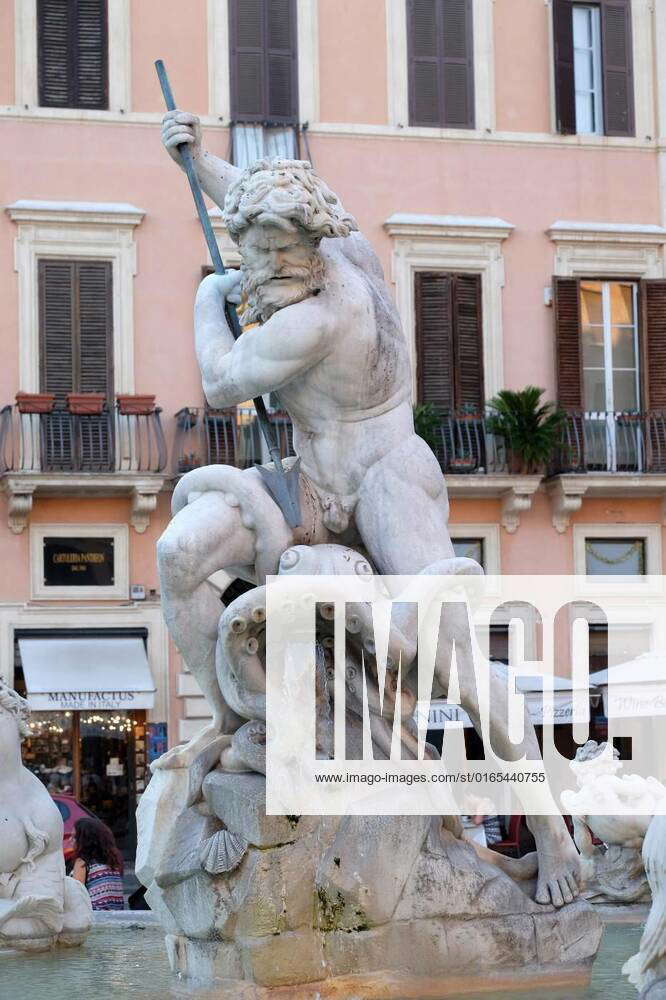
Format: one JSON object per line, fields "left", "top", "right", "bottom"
{"left": 279, "top": 548, "right": 299, "bottom": 570}
{"left": 200, "top": 829, "right": 248, "bottom": 875}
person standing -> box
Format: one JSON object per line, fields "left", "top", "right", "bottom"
{"left": 70, "top": 817, "right": 124, "bottom": 911}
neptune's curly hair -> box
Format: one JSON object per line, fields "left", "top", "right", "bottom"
{"left": 223, "top": 158, "right": 358, "bottom": 244}
{"left": 0, "top": 678, "right": 30, "bottom": 739}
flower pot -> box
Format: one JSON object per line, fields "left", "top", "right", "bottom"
{"left": 117, "top": 394, "right": 156, "bottom": 416}
{"left": 66, "top": 393, "right": 106, "bottom": 415}
{"left": 15, "top": 392, "right": 55, "bottom": 414}
{"left": 449, "top": 457, "right": 477, "bottom": 474}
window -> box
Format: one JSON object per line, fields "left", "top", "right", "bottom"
{"left": 580, "top": 280, "right": 639, "bottom": 412}
{"left": 553, "top": 275, "right": 666, "bottom": 473}
{"left": 39, "top": 260, "right": 113, "bottom": 403}
{"left": 585, "top": 536, "right": 646, "bottom": 575}
{"left": 228, "top": 0, "right": 298, "bottom": 167}
{"left": 414, "top": 272, "right": 483, "bottom": 413}
{"left": 407, "top": 0, "right": 475, "bottom": 128}
{"left": 553, "top": 0, "right": 634, "bottom": 137}
{"left": 37, "top": 0, "right": 108, "bottom": 110}
{"left": 452, "top": 537, "right": 484, "bottom": 567}
{"left": 39, "top": 259, "right": 113, "bottom": 469}
{"left": 573, "top": 5, "right": 603, "bottom": 134}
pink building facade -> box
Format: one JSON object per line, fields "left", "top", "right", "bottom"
{"left": 1, "top": 0, "right": 665, "bottom": 840}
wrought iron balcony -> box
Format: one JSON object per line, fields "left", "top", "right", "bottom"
{"left": 434, "top": 413, "right": 508, "bottom": 475}
{"left": 0, "top": 401, "right": 168, "bottom": 534}
{"left": 0, "top": 404, "right": 167, "bottom": 475}
{"left": 553, "top": 410, "right": 666, "bottom": 474}
{"left": 173, "top": 406, "right": 295, "bottom": 474}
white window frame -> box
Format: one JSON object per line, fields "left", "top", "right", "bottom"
{"left": 30, "top": 523, "right": 129, "bottom": 601}
{"left": 14, "top": 0, "right": 131, "bottom": 116}
{"left": 448, "top": 523, "right": 500, "bottom": 575}
{"left": 386, "top": 0, "right": 495, "bottom": 133}
{"left": 581, "top": 280, "right": 640, "bottom": 415}
{"left": 574, "top": 523, "right": 661, "bottom": 577}
{"left": 572, "top": 4, "right": 603, "bottom": 136}
{"left": 0, "top": 601, "right": 169, "bottom": 724}
{"left": 384, "top": 213, "right": 513, "bottom": 402}
{"left": 208, "top": 0, "right": 319, "bottom": 124}
{"left": 6, "top": 200, "right": 144, "bottom": 395}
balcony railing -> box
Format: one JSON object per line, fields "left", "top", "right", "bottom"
{"left": 435, "top": 414, "right": 508, "bottom": 474}
{"left": 0, "top": 404, "right": 167, "bottom": 475}
{"left": 173, "top": 406, "right": 295, "bottom": 474}
{"left": 554, "top": 410, "right": 666, "bottom": 474}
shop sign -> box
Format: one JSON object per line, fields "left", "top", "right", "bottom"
{"left": 43, "top": 536, "right": 115, "bottom": 588}
{"left": 29, "top": 690, "right": 144, "bottom": 711}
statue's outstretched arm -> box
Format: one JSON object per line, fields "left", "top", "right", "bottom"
{"left": 162, "top": 110, "right": 242, "bottom": 209}
{"left": 195, "top": 273, "right": 331, "bottom": 408}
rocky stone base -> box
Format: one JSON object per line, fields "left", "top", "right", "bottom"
{"left": 137, "top": 767, "right": 603, "bottom": 993}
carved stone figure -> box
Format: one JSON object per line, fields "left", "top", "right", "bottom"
{"left": 0, "top": 680, "right": 92, "bottom": 952}
{"left": 624, "top": 815, "right": 666, "bottom": 996}
{"left": 561, "top": 740, "right": 665, "bottom": 904}
{"left": 154, "top": 110, "right": 582, "bottom": 912}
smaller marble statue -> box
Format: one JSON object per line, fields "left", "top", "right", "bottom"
{"left": 0, "top": 680, "right": 92, "bottom": 952}
{"left": 624, "top": 815, "right": 666, "bottom": 997}
{"left": 561, "top": 740, "right": 665, "bottom": 904}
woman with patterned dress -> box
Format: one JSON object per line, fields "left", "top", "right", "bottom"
{"left": 71, "top": 817, "right": 124, "bottom": 911}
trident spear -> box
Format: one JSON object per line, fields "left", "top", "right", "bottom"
{"left": 155, "top": 59, "right": 302, "bottom": 528}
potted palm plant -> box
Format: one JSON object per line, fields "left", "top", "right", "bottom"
{"left": 485, "top": 386, "right": 564, "bottom": 475}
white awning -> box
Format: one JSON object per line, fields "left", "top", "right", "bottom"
{"left": 19, "top": 637, "right": 155, "bottom": 711}
{"left": 420, "top": 676, "right": 598, "bottom": 730}
{"left": 590, "top": 652, "right": 666, "bottom": 718}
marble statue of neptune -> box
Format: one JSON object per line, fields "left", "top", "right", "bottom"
{"left": 157, "top": 110, "right": 581, "bottom": 909}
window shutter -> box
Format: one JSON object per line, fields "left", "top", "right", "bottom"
{"left": 408, "top": 0, "right": 443, "bottom": 126}
{"left": 415, "top": 272, "right": 455, "bottom": 411}
{"left": 37, "top": 0, "right": 70, "bottom": 107}
{"left": 452, "top": 274, "right": 483, "bottom": 410}
{"left": 39, "top": 260, "right": 113, "bottom": 470}
{"left": 77, "top": 262, "right": 113, "bottom": 397}
{"left": 642, "top": 280, "right": 666, "bottom": 470}
{"left": 408, "top": 0, "right": 474, "bottom": 129}
{"left": 643, "top": 281, "right": 666, "bottom": 410}
{"left": 554, "top": 277, "right": 583, "bottom": 407}
{"left": 601, "top": 0, "right": 635, "bottom": 137}
{"left": 39, "top": 259, "right": 75, "bottom": 403}
{"left": 415, "top": 272, "right": 483, "bottom": 412}
{"left": 73, "top": 0, "right": 108, "bottom": 109}
{"left": 552, "top": 0, "right": 576, "bottom": 135}
{"left": 554, "top": 276, "right": 585, "bottom": 470}
{"left": 229, "top": 0, "right": 298, "bottom": 124}
{"left": 230, "top": 0, "right": 265, "bottom": 122}
{"left": 37, "top": 0, "right": 108, "bottom": 110}
{"left": 441, "top": 0, "right": 474, "bottom": 128}
{"left": 266, "top": 0, "right": 298, "bottom": 123}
